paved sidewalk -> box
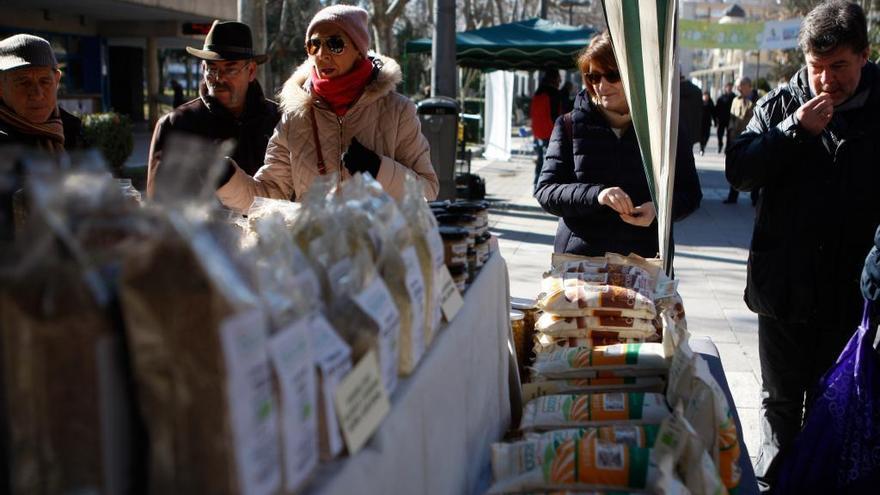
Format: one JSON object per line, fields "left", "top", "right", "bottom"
{"left": 480, "top": 134, "right": 762, "bottom": 467}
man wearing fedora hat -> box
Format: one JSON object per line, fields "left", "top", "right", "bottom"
{"left": 147, "top": 20, "right": 280, "bottom": 198}
{"left": 0, "top": 34, "right": 86, "bottom": 153}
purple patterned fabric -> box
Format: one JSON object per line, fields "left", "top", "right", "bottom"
{"left": 777, "top": 301, "right": 880, "bottom": 494}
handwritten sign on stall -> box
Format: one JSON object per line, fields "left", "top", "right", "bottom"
{"left": 333, "top": 350, "right": 390, "bottom": 454}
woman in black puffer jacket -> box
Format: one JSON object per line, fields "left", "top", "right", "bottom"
{"left": 534, "top": 31, "right": 702, "bottom": 258}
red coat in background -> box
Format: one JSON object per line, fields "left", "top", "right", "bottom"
{"left": 530, "top": 86, "right": 562, "bottom": 140}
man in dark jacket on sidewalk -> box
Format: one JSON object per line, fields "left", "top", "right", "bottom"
{"left": 147, "top": 20, "right": 280, "bottom": 198}
{"left": 725, "top": 2, "right": 880, "bottom": 491}
{"left": 715, "top": 82, "right": 735, "bottom": 152}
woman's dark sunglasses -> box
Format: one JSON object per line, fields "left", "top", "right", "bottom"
{"left": 306, "top": 36, "right": 346, "bottom": 55}
{"left": 585, "top": 71, "right": 621, "bottom": 84}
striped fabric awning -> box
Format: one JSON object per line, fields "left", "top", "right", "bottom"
{"left": 602, "top": 0, "right": 679, "bottom": 275}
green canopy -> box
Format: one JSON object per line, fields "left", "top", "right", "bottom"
{"left": 404, "top": 18, "right": 596, "bottom": 71}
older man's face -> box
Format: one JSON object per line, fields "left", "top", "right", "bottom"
{"left": 0, "top": 66, "right": 61, "bottom": 123}
{"left": 806, "top": 45, "right": 869, "bottom": 106}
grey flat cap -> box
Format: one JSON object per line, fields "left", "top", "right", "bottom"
{"left": 0, "top": 34, "right": 58, "bottom": 72}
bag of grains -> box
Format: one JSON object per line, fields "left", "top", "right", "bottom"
{"left": 522, "top": 377, "right": 666, "bottom": 402}
{"left": 537, "top": 284, "right": 656, "bottom": 320}
{"left": 1, "top": 158, "right": 146, "bottom": 495}
{"left": 519, "top": 392, "right": 670, "bottom": 431}
{"left": 120, "top": 136, "right": 282, "bottom": 495}
{"left": 397, "top": 173, "right": 445, "bottom": 345}
{"left": 531, "top": 344, "right": 668, "bottom": 380}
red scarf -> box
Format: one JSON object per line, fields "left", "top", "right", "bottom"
{"left": 310, "top": 58, "right": 375, "bottom": 116}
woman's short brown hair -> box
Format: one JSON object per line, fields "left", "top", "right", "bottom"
{"left": 576, "top": 30, "right": 617, "bottom": 97}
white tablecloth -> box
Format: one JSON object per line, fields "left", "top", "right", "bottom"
{"left": 309, "top": 253, "right": 513, "bottom": 495}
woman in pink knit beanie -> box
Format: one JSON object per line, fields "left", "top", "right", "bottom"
{"left": 216, "top": 3, "right": 438, "bottom": 207}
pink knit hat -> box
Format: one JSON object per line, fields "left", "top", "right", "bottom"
{"left": 306, "top": 5, "right": 371, "bottom": 56}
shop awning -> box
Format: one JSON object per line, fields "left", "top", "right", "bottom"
{"left": 404, "top": 18, "right": 596, "bottom": 71}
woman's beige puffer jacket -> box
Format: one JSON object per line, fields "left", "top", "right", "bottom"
{"left": 217, "top": 54, "right": 438, "bottom": 211}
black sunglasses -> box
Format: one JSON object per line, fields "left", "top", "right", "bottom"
{"left": 306, "top": 36, "right": 346, "bottom": 56}
{"left": 584, "top": 71, "right": 621, "bottom": 84}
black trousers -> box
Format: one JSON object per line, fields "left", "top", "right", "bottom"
{"left": 755, "top": 314, "right": 854, "bottom": 492}
{"left": 725, "top": 186, "right": 760, "bottom": 204}
{"left": 717, "top": 122, "right": 728, "bottom": 152}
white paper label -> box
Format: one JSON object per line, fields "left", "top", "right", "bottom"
{"left": 353, "top": 276, "right": 401, "bottom": 395}
{"left": 437, "top": 265, "right": 464, "bottom": 322}
{"left": 333, "top": 350, "right": 391, "bottom": 455}
{"left": 311, "top": 313, "right": 352, "bottom": 457}
{"left": 389, "top": 209, "right": 408, "bottom": 239}
{"left": 401, "top": 246, "right": 426, "bottom": 365}
{"left": 292, "top": 266, "right": 322, "bottom": 301}
{"left": 220, "top": 310, "right": 282, "bottom": 495}
{"left": 426, "top": 225, "right": 446, "bottom": 269}
{"left": 269, "top": 318, "right": 318, "bottom": 492}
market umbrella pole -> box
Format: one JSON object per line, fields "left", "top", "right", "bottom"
{"left": 602, "top": 0, "right": 679, "bottom": 275}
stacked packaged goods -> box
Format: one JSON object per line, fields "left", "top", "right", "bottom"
{"left": 494, "top": 253, "right": 742, "bottom": 494}
{"left": 0, "top": 136, "right": 487, "bottom": 495}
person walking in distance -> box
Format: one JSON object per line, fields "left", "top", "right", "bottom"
{"left": 725, "top": 2, "right": 880, "bottom": 490}
{"left": 722, "top": 77, "right": 759, "bottom": 205}
{"left": 715, "top": 81, "right": 735, "bottom": 153}
{"left": 530, "top": 69, "right": 562, "bottom": 190}
{"left": 699, "top": 90, "right": 715, "bottom": 155}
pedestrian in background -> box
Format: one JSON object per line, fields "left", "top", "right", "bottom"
{"left": 723, "top": 76, "right": 758, "bottom": 205}
{"left": 216, "top": 4, "right": 437, "bottom": 211}
{"left": 147, "top": 20, "right": 280, "bottom": 198}
{"left": 715, "top": 81, "right": 735, "bottom": 152}
{"left": 726, "top": 2, "right": 880, "bottom": 490}
{"left": 534, "top": 31, "right": 701, "bottom": 258}
{"left": 530, "top": 69, "right": 562, "bottom": 190}
{"left": 679, "top": 73, "right": 702, "bottom": 148}
{"left": 699, "top": 90, "right": 715, "bottom": 155}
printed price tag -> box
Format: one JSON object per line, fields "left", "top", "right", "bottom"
{"left": 401, "top": 246, "right": 426, "bottom": 364}
{"left": 353, "top": 276, "right": 401, "bottom": 395}
{"left": 311, "top": 313, "right": 352, "bottom": 457}
{"left": 220, "top": 310, "right": 281, "bottom": 495}
{"left": 333, "top": 350, "right": 391, "bottom": 455}
{"left": 269, "top": 318, "right": 318, "bottom": 492}
{"left": 437, "top": 266, "right": 464, "bottom": 322}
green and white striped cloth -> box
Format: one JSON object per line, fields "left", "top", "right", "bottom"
{"left": 602, "top": 0, "right": 679, "bottom": 275}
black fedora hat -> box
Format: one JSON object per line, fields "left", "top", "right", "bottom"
{"left": 186, "top": 20, "right": 268, "bottom": 64}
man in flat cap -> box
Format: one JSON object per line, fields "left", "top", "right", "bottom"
{"left": 147, "top": 20, "right": 281, "bottom": 198}
{"left": 0, "top": 34, "right": 85, "bottom": 152}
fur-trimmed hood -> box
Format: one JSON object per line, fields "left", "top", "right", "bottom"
{"left": 278, "top": 53, "right": 402, "bottom": 117}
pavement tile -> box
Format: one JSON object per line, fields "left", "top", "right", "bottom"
{"left": 714, "top": 342, "right": 756, "bottom": 372}
{"left": 737, "top": 407, "right": 761, "bottom": 461}
{"left": 726, "top": 371, "right": 762, "bottom": 409}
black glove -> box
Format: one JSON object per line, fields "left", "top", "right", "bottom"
{"left": 342, "top": 137, "right": 380, "bottom": 178}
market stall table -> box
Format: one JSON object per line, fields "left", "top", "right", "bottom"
{"left": 307, "top": 253, "right": 512, "bottom": 495}
{"left": 691, "top": 336, "right": 760, "bottom": 495}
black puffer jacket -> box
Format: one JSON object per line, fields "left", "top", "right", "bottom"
{"left": 726, "top": 63, "right": 880, "bottom": 325}
{"left": 534, "top": 91, "right": 703, "bottom": 258}
{"left": 147, "top": 80, "right": 280, "bottom": 198}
